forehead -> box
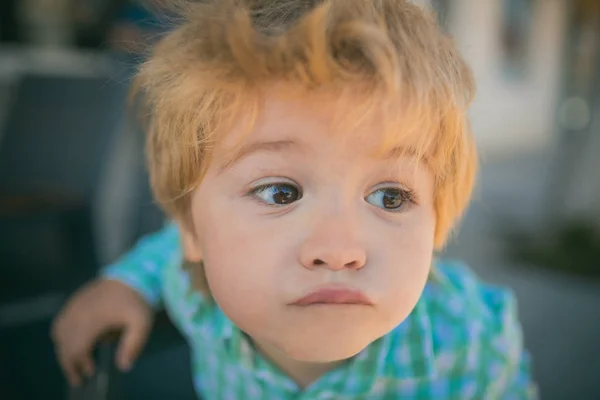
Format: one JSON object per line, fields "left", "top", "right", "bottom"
{"left": 215, "top": 85, "right": 432, "bottom": 161}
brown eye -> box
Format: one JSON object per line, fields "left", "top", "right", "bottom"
{"left": 382, "top": 189, "right": 403, "bottom": 209}
{"left": 366, "top": 188, "right": 411, "bottom": 210}
{"left": 253, "top": 184, "right": 302, "bottom": 205}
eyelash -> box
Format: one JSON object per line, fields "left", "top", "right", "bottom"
{"left": 246, "top": 180, "right": 418, "bottom": 211}
{"left": 377, "top": 187, "right": 418, "bottom": 208}
{"left": 404, "top": 189, "right": 417, "bottom": 204}
{"left": 365, "top": 184, "right": 417, "bottom": 213}
{"left": 247, "top": 181, "right": 303, "bottom": 208}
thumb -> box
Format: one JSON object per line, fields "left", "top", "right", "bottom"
{"left": 116, "top": 317, "right": 150, "bottom": 372}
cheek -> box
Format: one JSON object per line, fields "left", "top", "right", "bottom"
{"left": 376, "top": 207, "right": 435, "bottom": 321}
{"left": 192, "top": 198, "right": 289, "bottom": 329}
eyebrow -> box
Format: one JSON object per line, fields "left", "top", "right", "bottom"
{"left": 379, "top": 145, "right": 430, "bottom": 168}
{"left": 380, "top": 146, "right": 418, "bottom": 160}
{"left": 216, "top": 139, "right": 303, "bottom": 173}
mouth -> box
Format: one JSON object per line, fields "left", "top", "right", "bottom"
{"left": 290, "top": 286, "right": 373, "bottom": 306}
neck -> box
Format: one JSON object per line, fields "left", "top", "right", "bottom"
{"left": 252, "top": 339, "right": 345, "bottom": 389}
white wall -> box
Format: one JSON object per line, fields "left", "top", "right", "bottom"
{"left": 448, "top": 0, "right": 568, "bottom": 158}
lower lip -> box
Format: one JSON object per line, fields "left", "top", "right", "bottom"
{"left": 291, "top": 289, "right": 372, "bottom": 306}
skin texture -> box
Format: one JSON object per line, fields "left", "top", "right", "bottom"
{"left": 179, "top": 90, "right": 436, "bottom": 387}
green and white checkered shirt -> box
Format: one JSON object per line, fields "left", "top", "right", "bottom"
{"left": 104, "top": 223, "right": 537, "bottom": 399}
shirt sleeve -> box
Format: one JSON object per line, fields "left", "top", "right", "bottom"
{"left": 101, "top": 221, "right": 180, "bottom": 308}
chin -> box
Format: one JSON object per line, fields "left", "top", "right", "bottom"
{"left": 278, "top": 332, "right": 375, "bottom": 363}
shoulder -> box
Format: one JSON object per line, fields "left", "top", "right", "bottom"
{"left": 119, "top": 221, "right": 181, "bottom": 260}
{"left": 421, "top": 260, "right": 537, "bottom": 397}
{"left": 423, "top": 259, "right": 527, "bottom": 375}
{"left": 426, "top": 259, "right": 518, "bottom": 326}
{"left": 376, "top": 260, "right": 536, "bottom": 397}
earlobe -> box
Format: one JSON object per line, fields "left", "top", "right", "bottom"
{"left": 178, "top": 223, "right": 203, "bottom": 262}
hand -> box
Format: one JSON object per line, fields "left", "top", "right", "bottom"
{"left": 51, "top": 279, "right": 152, "bottom": 386}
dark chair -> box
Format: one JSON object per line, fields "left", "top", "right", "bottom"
{"left": 0, "top": 68, "right": 193, "bottom": 400}
{"left": 0, "top": 72, "right": 128, "bottom": 399}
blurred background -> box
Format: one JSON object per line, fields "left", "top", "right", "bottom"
{"left": 0, "top": 0, "right": 598, "bottom": 399}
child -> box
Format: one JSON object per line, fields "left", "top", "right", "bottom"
{"left": 52, "top": 0, "right": 537, "bottom": 398}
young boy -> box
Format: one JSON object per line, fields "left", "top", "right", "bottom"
{"left": 52, "top": 0, "right": 537, "bottom": 398}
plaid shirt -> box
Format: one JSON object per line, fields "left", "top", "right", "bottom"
{"left": 104, "top": 223, "right": 537, "bottom": 399}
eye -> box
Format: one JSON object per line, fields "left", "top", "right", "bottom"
{"left": 365, "top": 187, "right": 413, "bottom": 211}
{"left": 251, "top": 183, "right": 302, "bottom": 206}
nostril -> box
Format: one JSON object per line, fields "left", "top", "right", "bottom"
{"left": 313, "top": 259, "right": 325, "bottom": 265}
{"left": 345, "top": 261, "right": 357, "bottom": 268}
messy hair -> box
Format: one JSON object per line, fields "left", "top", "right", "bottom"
{"left": 133, "top": 0, "right": 477, "bottom": 249}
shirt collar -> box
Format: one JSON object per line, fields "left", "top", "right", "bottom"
{"left": 212, "top": 287, "right": 438, "bottom": 396}
{"left": 299, "top": 292, "right": 439, "bottom": 398}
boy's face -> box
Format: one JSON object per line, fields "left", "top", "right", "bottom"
{"left": 181, "top": 89, "right": 435, "bottom": 363}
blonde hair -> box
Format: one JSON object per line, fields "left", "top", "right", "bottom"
{"left": 133, "top": 0, "right": 477, "bottom": 249}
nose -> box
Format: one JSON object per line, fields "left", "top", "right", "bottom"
{"left": 299, "top": 216, "right": 367, "bottom": 271}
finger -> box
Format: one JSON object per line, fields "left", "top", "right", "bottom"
{"left": 54, "top": 338, "right": 80, "bottom": 386}
{"left": 116, "top": 318, "right": 150, "bottom": 371}
{"left": 80, "top": 356, "right": 96, "bottom": 377}
{"left": 57, "top": 352, "right": 82, "bottom": 387}
{"left": 55, "top": 332, "right": 95, "bottom": 386}
{"left": 66, "top": 367, "right": 82, "bottom": 387}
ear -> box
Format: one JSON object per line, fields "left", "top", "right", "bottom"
{"left": 178, "top": 222, "right": 203, "bottom": 263}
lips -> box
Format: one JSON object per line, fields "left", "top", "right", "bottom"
{"left": 291, "top": 287, "right": 373, "bottom": 306}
